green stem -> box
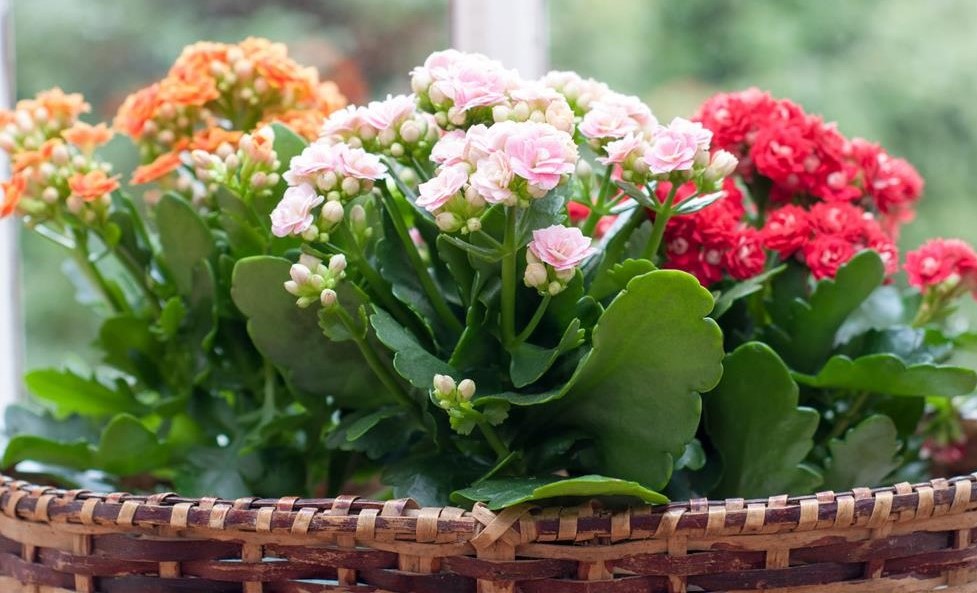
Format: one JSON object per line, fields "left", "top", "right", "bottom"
{"left": 71, "top": 228, "right": 129, "bottom": 314}
{"left": 513, "top": 295, "right": 551, "bottom": 345}
{"left": 477, "top": 418, "right": 510, "bottom": 461}
{"left": 260, "top": 360, "right": 277, "bottom": 426}
{"left": 501, "top": 206, "right": 518, "bottom": 348}
{"left": 334, "top": 305, "right": 419, "bottom": 419}
{"left": 581, "top": 167, "right": 614, "bottom": 236}
{"left": 641, "top": 184, "right": 679, "bottom": 262}
{"left": 826, "top": 391, "right": 870, "bottom": 442}
{"left": 379, "top": 188, "right": 463, "bottom": 335}
{"left": 334, "top": 222, "right": 427, "bottom": 339}
{"left": 105, "top": 237, "right": 161, "bottom": 315}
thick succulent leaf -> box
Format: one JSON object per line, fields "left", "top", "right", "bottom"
{"left": 156, "top": 193, "right": 215, "bottom": 295}
{"left": 231, "top": 256, "right": 385, "bottom": 409}
{"left": 25, "top": 369, "right": 145, "bottom": 418}
{"left": 326, "top": 408, "right": 415, "bottom": 459}
{"left": 452, "top": 474, "right": 668, "bottom": 510}
{"left": 822, "top": 415, "right": 901, "bottom": 491}
{"left": 2, "top": 436, "right": 93, "bottom": 470}
{"left": 517, "top": 191, "right": 567, "bottom": 245}
{"left": 370, "top": 307, "right": 455, "bottom": 389}
{"left": 509, "top": 319, "right": 584, "bottom": 388}
{"left": 93, "top": 414, "right": 169, "bottom": 476}
{"left": 383, "top": 453, "right": 485, "bottom": 507}
{"left": 768, "top": 251, "right": 885, "bottom": 373}
{"left": 588, "top": 258, "right": 656, "bottom": 301}
{"left": 793, "top": 354, "right": 977, "bottom": 397}
{"left": 835, "top": 286, "right": 907, "bottom": 345}
{"left": 557, "top": 270, "right": 724, "bottom": 489}
{"left": 705, "top": 342, "right": 822, "bottom": 498}
{"left": 712, "top": 265, "right": 786, "bottom": 319}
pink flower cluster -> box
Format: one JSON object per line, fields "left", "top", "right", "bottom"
{"left": 760, "top": 202, "right": 899, "bottom": 280}
{"left": 525, "top": 224, "right": 597, "bottom": 295}
{"left": 905, "top": 239, "right": 977, "bottom": 293}
{"left": 695, "top": 89, "right": 923, "bottom": 231}
{"left": 660, "top": 179, "right": 766, "bottom": 286}
{"left": 418, "top": 120, "right": 578, "bottom": 232}
{"left": 271, "top": 141, "right": 386, "bottom": 237}
{"left": 319, "top": 94, "right": 439, "bottom": 161}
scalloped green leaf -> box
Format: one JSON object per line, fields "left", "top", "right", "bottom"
{"left": 793, "top": 353, "right": 977, "bottom": 397}
{"left": 156, "top": 193, "right": 214, "bottom": 296}
{"left": 452, "top": 474, "right": 668, "bottom": 510}
{"left": 705, "top": 342, "right": 821, "bottom": 498}
{"left": 25, "top": 369, "right": 145, "bottom": 418}
{"left": 558, "top": 270, "right": 725, "bottom": 489}
{"left": 2, "top": 436, "right": 93, "bottom": 470}
{"left": 822, "top": 415, "right": 902, "bottom": 491}
{"left": 768, "top": 250, "right": 885, "bottom": 373}
{"left": 712, "top": 264, "right": 786, "bottom": 319}
{"left": 588, "top": 258, "right": 656, "bottom": 301}
{"left": 509, "top": 319, "right": 584, "bottom": 388}
{"left": 94, "top": 414, "right": 169, "bottom": 476}
{"left": 370, "top": 307, "right": 455, "bottom": 389}
{"left": 231, "top": 256, "right": 385, "bottom": 409}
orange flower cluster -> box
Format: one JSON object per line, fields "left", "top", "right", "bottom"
{"left": 0, "top": 92, "right": 117, "bottom": 221}
{"left": 115, "top": 37, "right": 346, "bottom": 171}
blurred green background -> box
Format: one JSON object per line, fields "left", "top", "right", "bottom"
{"left": 14, "top": 0, "right": 977, "bottom": 368}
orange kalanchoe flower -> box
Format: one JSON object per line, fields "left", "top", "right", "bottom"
{"left": 29, "top": 87, "right": 90, "bottom": 121}
{"left": 62, "top": 122, "right": 114, "bottom": 153}
{"left": 12, "top": 139, "right": 63, "bottom": 174}
{"left": 68, "top": 170, "right": 120, "bottom": 202}
{"left": 0, "top": 174, "right": 26, "bottom": 217}
{"left": 131, "top": 150, "right": 184, "bottom": 185}
{"left": 114, "top": 84, "right": 161, "bottom": 138}
{"left": 190, "top": 127, "right": 243, "bottom": 153}
{"left": 158, "top": 69, "right": 220, "bottom": 108}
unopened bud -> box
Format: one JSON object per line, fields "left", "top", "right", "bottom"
{"left": 66, "top": 195, "right": 84, "bottom": 214}
{"left": 693, "top": 147, "right": 710, "bottom": 169}
{"left": 340, "top": 176, "right": 360, "bottom": 196}
{"left": 575, "top": 159, "right": 593, "bottom": 179}
{"left": 399, "top": 120, "right": 421, "bottom": 143}
{"left": 322, "top": 200, "right": 344, "bottom": 224}
{"left": 547, "top": 281, "right": 564, "bottom": 296}
{"left": 704, "top": 150, "right": 738, "bottom": 182}
{"left": 433, "top": 374, "right": 456, "bottom": 396}
{"left": 435, "top": 212, "right": 461, "bottom": 232}
{"left": 41, "top": 186, "right": 59, "bottom": 204}
{"left": 457, "top": 379, "right": 476, "bottom": 401}
{"left": 524, "top": 262, "right": 548, "bottom": 288}
{"left": 350, "top": 204, "right": 367, "bottom": 228}
{"left": 466, "top": 218, "right": 481, "bottom": 233}
{"left": 319, "top": 288, "right": 338, "bottom": 308}
{"left": 328, "top": 253, "right": 347, "bottom": 274}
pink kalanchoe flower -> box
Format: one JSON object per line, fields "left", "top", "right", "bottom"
{"left": 579, "top": 93, "right": 657, "bottom": 141}
{"left": 666, "top": 117, "right": 713, "bottom": 150}
{"left": 430, "top": 130, "right": 468, "bottom": 166}
{"left": 529, "top": 224, "right": 598, "bottom": 271}
{"left": 643, "top": 125, "right": 699, "bottom": 175}
{"left": 443, "top": 65, "right": 512, "bottom": 112}
{"left": 503, "top": 122, "right": 577, "bottom": 191}
{"left": 321, "top": 105, "right": 369, "bottom": 140}
{"left": 271, "top": 183, "right": 324, "bottom": 237}
{"left": 361, "top": 94, "right": 417, "bottom": 131}
{"left": 417, "top": 164, "right": 469, "bottom": 211}
{"left": 335, "top": 144, "right": 387, "bottom": 180}
{"left": 469, "top": 151, "right": 515, "bottom": 204}
{"left": 286, "top": 141, "right": 339, "bottom": 184}
{"left": 597, "top": 133, "right": 647, "bottom": 166}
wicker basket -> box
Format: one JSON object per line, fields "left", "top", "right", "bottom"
{"left": 1, "top": 474, "right": 977, "bottom": 592}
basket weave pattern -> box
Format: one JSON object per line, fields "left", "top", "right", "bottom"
{"left": 1, "top": 475, "right": 977, "bottom": 592}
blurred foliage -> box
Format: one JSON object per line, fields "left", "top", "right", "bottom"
{"left": 16, "top": 0, "right": 977, "bottom": 367}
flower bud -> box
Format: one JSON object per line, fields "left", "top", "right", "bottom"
{"left": 433, "top": 374, "right": 456, "bottom": 396}
{"left": 319, "top": 288, "right": 338, "bottom": 308}
{"left": 693, "top": 147, "right": 710, "bottom": 169}
{"left": 524, "top": 262, "right": 548, "bottom": 288}
{"left": 575, "top": 159, "right": 593, "bottom": 179}
{"left": 341, "top": 176, "right": 360, "bottom": 196}
{"left": 457, "top": 379, "right": 476, "bottom": 401}
{"left": 466, "top": 218, "right": 482, "bottom": 233}
{"left": 66, "top": 195, "right": 84, "bottom": 214}
{"left": 41, "top": 186, "right": 59, "bottom": 204}
{"left": 435, "top": 212, "right": 461, "bottom": 232}
{"left": 322, "top": 200, "right": 345, "bottom": 224}
{"left": 328, "top": 253, "right": 347, "bottom": 274}
{"left": 547, "top": 281, "right": 564, "bottom": 296}
{"left": 399, "top": 120, "right": 421, "bottom": 143}
{"left": 704, "top": 150, "right": 738, "bottom": 182}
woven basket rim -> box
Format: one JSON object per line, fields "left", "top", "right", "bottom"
{"left": 2, "top": 473, "right": 976, "bottom": 547}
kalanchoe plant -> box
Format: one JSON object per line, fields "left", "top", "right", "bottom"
{"left": 3, "top": 46, "right": 977, "bottom": 510}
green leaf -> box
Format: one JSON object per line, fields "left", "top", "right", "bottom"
{"left": 98, "top": 316, "right": 162, "bottom": 381}
{"left": 712, "top": 264, "right": 786, "bottom": 319}
{"left": 94, "top": 414, "right": 168, "bottom": 476}
{"left": 25, "top": 369, "right": 144, "bottom": 418}
{"left": 673, "top": 190, "right": 725, "bottom": 215}
{"left": 822, "top": 415, "right": 901, "bottom": 491}
{"left": 436, "top": 235, "right": 476, "bottom": 305}
{"left": 835, "top": 286, "right": 907, "bottom": 345}
{"left": 558, "top": 270, "right": 725, "bottom": 489}
{"left": 384, "top": 454, "right": 484, "bottom": 507}
{"left": 4, "top": 405, "right": 96, "bottom": 442}
{"left": 231, "top": 256, "right": 385, "bottom": 409}
{"left": 370, "top": 307, "right": 455, "bottom": 389}
{"left": 509, "top": 319, "right": 584, "bottom": 388}
{"left": 2, "top": 436, "right": 93, "bottom": 470}
{"left": 345, "top": 407, "right": 401, "bottom": 442}
{"left": 156, "top": 193, "right": 215, "bottom": 295}
{"left": 452, "top": 474, "right": 668, "bottom": 510}
{"left": 793, "top": 354, "right": 977, "bottom": 397}
{"left": 154, "top": 297, "right": 187, "bottom": 341}
{"left": 174, "top": 445, "right": 257, "bottom": 498}
{"left": 614, "top": 181, "right": 656, "bottom": 209}
{"left": 588, "top": 258, "right": 656, "bottom": 301}
{"left": 517, "top": 191, "right": 567, "bottom": 245}
{"left": 326, "top": 408, "right": 414, "bottom": 459}
{"left": 767, "top": 251, "right": 885, "bottom": 373}
{"left": 705, "top": 343, "right": 821, "bottom": 498}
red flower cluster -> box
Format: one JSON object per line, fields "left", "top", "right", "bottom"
{"left": 660, "top": 179, "right": 766, "bottom": 286}
{"left": 904, "top": 239, "right": 977, "bottom": 293}
{"left": 695, "top": 89, "right": 923, "bottom": 231}
{"left": 761, "top": 202, "right": 898, "bottom": 280}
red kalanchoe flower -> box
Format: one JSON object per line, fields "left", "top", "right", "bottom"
{"left": 803, "top": 235, "right": 857, "bottom": 280}
{"left": 724, "top": 229, "right": 766, "bottom": 280}
{"left": 905, "top": 239, "right": 977, "bottom": 291}
{"left": 693, "top": 87, "right": 777, "bottom": 160}
{"left": 761, "top": 204, "right": 810, "bottom": 258}
{"left": 808, "top": 202, "right": 868, "bottom": 242}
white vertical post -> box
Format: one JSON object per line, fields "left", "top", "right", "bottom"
{"left": 0, "top": 0, "right": 19, "bottom": 407}
{"left": 451, "top": 0, "right": 548, "bottom": 79}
